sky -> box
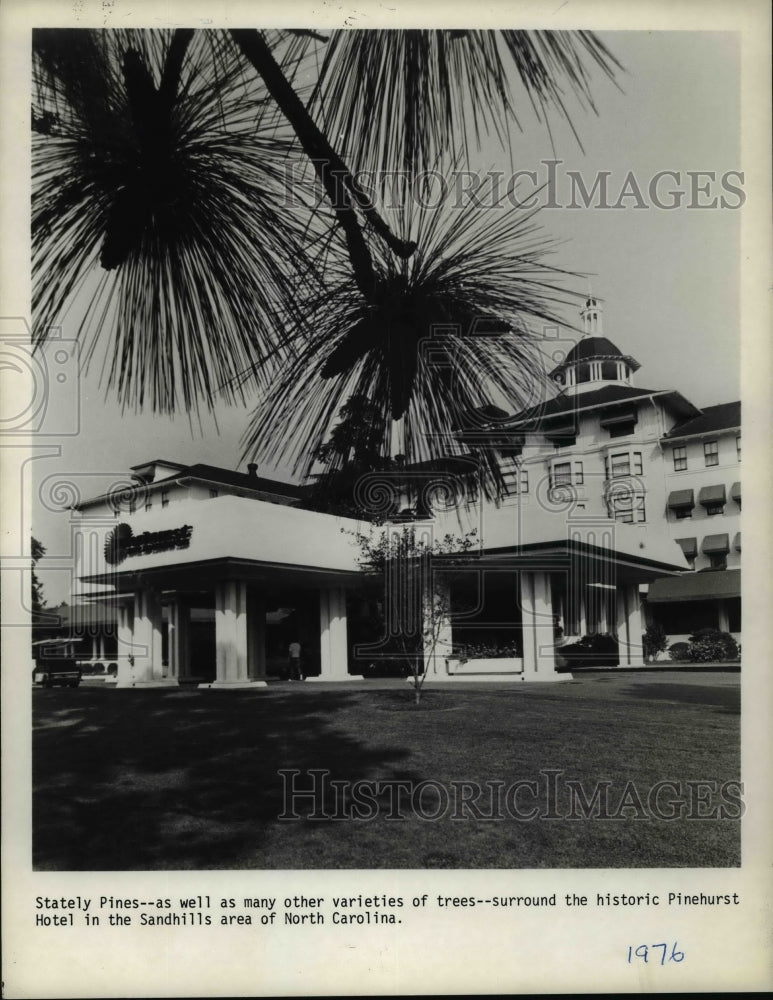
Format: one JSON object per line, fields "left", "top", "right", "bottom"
{"left": 30, "top": 29, "right": 743, "bottom": 603}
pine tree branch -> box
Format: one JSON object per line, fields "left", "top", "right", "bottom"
{"left": 230, "top": 29, "right": 416, "bottom": 300}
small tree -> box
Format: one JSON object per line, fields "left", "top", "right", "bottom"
{"left": 348, "top": 523, "right": 477, "bottom": 704}
{"left": 642, "top": 622, "right": 668, "bottom": 663}
{"left": 309, "top": 394, "right": 395, "bottom": 516}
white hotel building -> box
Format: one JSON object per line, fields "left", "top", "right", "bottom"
{"left": 69, "top": 298, "right": 740, "bottom": 686}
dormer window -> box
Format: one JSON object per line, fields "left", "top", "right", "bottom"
{"left": 600, "top": 407, "right": 638, "bottom": 439}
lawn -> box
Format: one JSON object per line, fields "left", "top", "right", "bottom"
{"left": 32, "top": 673, "right": 741, "bottom": 870}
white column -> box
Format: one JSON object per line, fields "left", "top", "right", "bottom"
{"left": 310, "top": 587, "right": 361, "bottom": 681}
{"left": 578, "top": 588, "right": 588, "bottom": 636}
{"left": 206, "top": 580, "right": 267, "bottom": 688}
{"left": 167, "top": 597, "right": 191, "bottom": 682}
{"left": 131, "top": 587, "right": 167, "bottom": 685}
{"left": 115, "top": 598, "right": 134, "bottom": 688}
{"left": 422, "top": 575, "right": 453, "bottom": 679}
{"left": 717, "top": 600, "right": 730, "bottom": 633}
{"left": 598, "top": 589, "right": 609, "bottom": 633}
{"left": 520, "top": 571, "right": 565, "bottom": 682}
{"left": 617, "top": 583, "right": 645, "bottom": 667}
{"left": 247, "top": 589, "right": 267, "bottom": 681}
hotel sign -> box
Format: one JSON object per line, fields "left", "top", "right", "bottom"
{"left": 104, "top": 523, "right": 193, "bottom": 565}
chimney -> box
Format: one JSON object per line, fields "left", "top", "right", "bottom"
{"left": 247, "top": 463, "right": 258, "bottom": 479}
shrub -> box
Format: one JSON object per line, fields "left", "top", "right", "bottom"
{"left": 687, "top": 628, "right": 739, "bottom": 663}
{"left": 668, "top": 642, "right": 691, "bottom": 663}
{"left": 453, "top": 641, "right": 521, "bottom": 662}
{"left": 643, "top": 623, "right": 668, "bottom": 661}
{"left": 558, "top": 633, "right": 619, "bottom": 669}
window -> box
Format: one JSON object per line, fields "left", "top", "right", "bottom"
{"left": 209, "top": 489, "right": 219, "bottom": 498}
{"left": 674, "top": 507, "right": 692, "bottom": 520}
{"left": 708, "top": 552, "right": 727, "bottom": 570}
{"left": 608, "top": 451, "right": 642, "bottom": 479}
{"left": 547, "top": 424, "right": 576, "bottom": 448}
{"left": 609, "top": 493, "right": 646, "bottom": 524}
{"left": 608, "top": 421, "right": 636, "bottom": 439}
{"left": 704, "top": 440, "right": 719, "bottom": 467}
{"left": 672, "top": 445, "right": 687, "bottom": 472}
{"left": 501, "top": 465, "right": 528, "bottom": 497}
{"left": 549, "top": 461, "right": 582, "bottom": 493}
{"left": 601, "top": 360, "right": 617, "bottom": 380}
{"left": 736, "top": 436, "right": 741, "bottom": 462}
{"left": 502, "top": 472, "right": 518, "bottom": 497}
{"left": 576, "top": 363, "right": 591, "bottom": 384}
{"left": 600, "top": 407, "right": 638, "bottom": 438}
{"left": 655, "top": 600, "right": 719, "bottom": 634}
{"left": 144, "top": 500, "right": 152, "bottom": 512}
{"left": 609, "top": 452, "right": 630, "bottom": 478}
{"left": 161, "top": 489, "right": 170, "bottom": 508}
{"left": 704, "top": 501, "right": 724, "bottom": 516}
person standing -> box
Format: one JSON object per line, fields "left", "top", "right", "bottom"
{"left": 288, "top": 639, "right": 303, "bottom": 681}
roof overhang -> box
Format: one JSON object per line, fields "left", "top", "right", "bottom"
{"left": 504, "top": 389, "right": 700, "bottom": 431}
{"left": 662, "top": 425, "right": 741, "bottom": 444}
{"left": 78, "top": 557, "right": 365, "bottom": 593}
{"left": 460, "top": 536, "right": 689, "bottom": 582}
{"left": 646, "top": 568, "right": 741, "bottom": 603}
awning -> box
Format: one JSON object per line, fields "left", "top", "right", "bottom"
{"left": 667, "top": 489, "right": 694, "bottom": 509}
{"left": 675, "top": 537, "right": 698, "bottom": 558}
{"left": 544, "top": 423, "right": 576, "bottom": 438}
{"left": 599, "top": 409, "right": 638, "bottom": 428}
{"left": 698, "top": 484, "right": 726, "bottom": 506}
{"left": 702, "top": 533, "right": 730, "bottom": 554}
{"left": 647, "top": 568, "right": 741, "bottom": 603}
{"left": 734, "top": 532, "right": 741, "bottom": 552}
{"left": 730, "top": 482, "right": 741, "bottom": 502}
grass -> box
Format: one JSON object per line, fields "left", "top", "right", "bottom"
{"left": 32, "top": 673, "right": 740, "bottom": 870}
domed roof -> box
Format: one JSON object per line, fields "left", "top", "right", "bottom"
{"left": 551, "top": 335, "right": 641, "bottom": 376}
{"left": 565, "top": 336, "right": 628, "bottom": 363}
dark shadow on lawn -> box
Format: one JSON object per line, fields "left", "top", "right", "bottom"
{"left": 33, "top": 688, "right": 421, "bottom": 871}
{"left": 623, "top": 682, "right": 740, "bottom": 713}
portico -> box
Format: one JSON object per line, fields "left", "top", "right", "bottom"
{"left": 71, "top": 460, "right": 689, "bottom": 688}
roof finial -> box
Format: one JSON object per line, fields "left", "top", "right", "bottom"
{"left": 580, "top": 286, "right": 603, "bottom": 336}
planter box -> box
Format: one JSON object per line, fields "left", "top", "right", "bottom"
{"left": 440, "top": 656, "right": 524, "bottom": 681}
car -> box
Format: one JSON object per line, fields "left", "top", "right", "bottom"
{"left": 33, "top": 658, "right": 83, "bottom": 688}
{"left": 32, "top": 637, "right": 85, "bottom": 688}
